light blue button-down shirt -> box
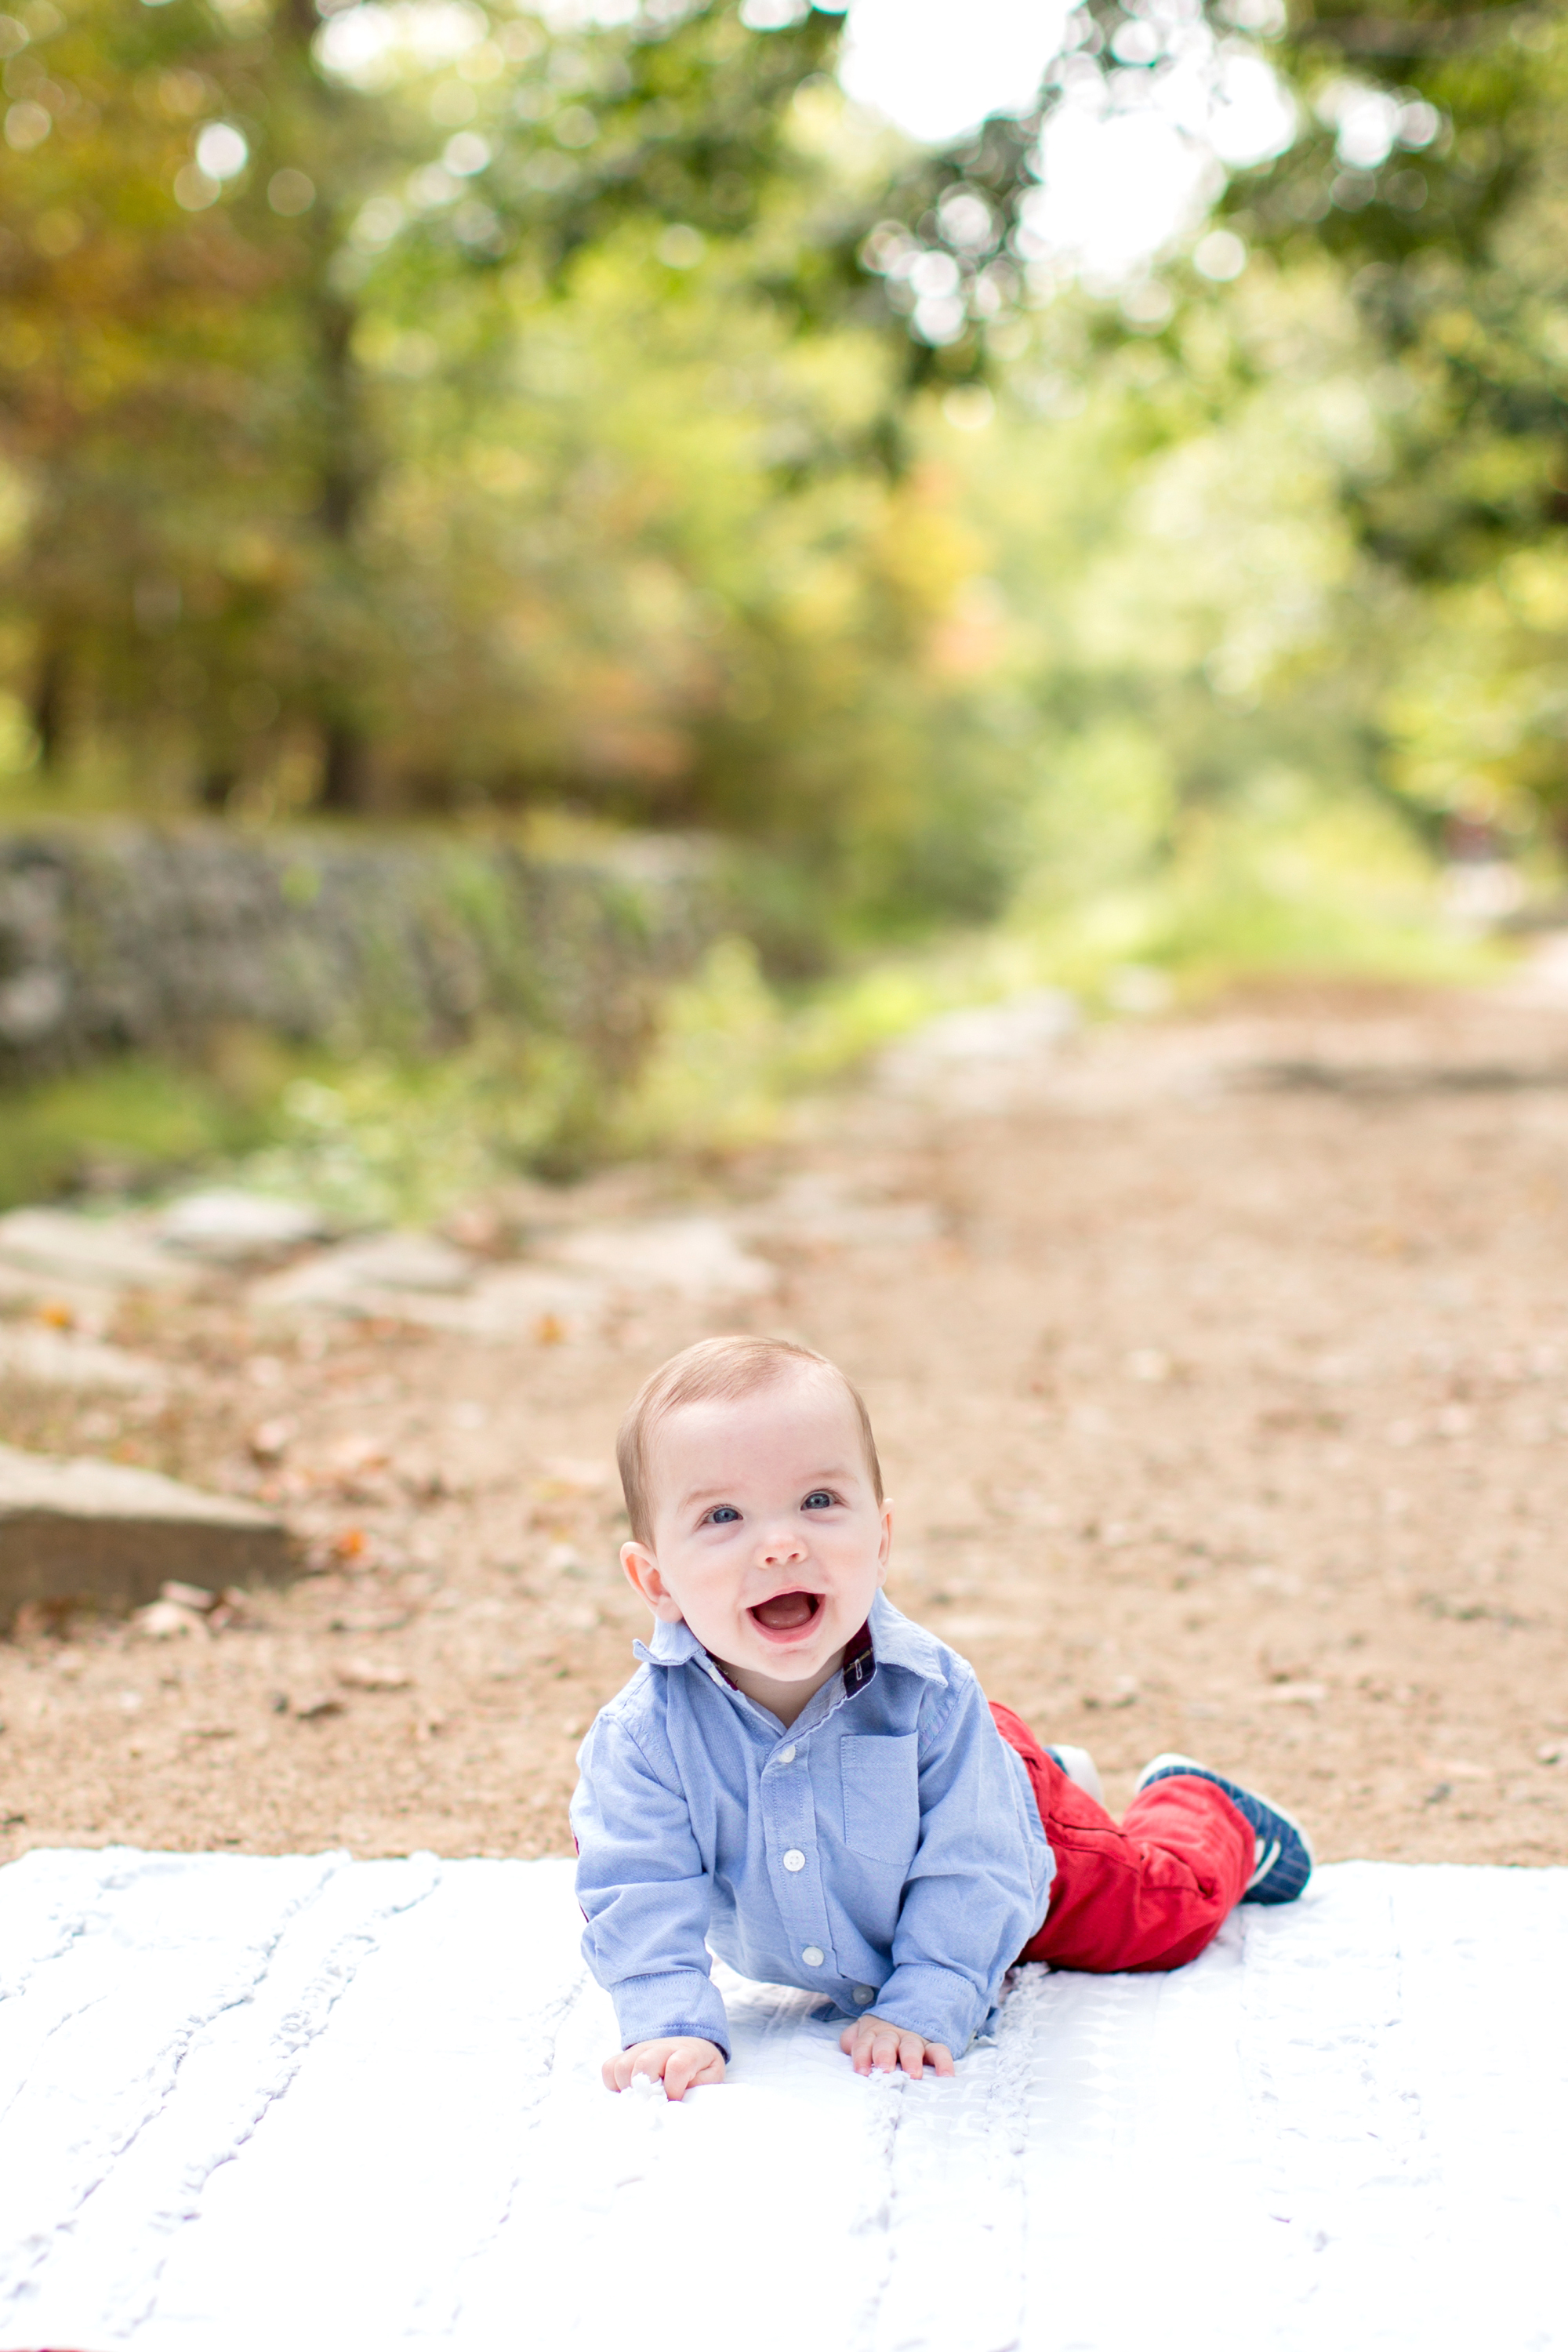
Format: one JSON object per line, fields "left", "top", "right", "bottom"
{"left": 571, "top": 1591, "right": 1054, "bottom": 2060}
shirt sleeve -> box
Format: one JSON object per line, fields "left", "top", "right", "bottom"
{"left": 867, "top": 1671, "right": 1052, "bottom": 2055}
{"left": 571, "top": 1710, "right": 731, "bottom": 2060}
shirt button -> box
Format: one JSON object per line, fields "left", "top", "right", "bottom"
{"left": 854, "top": 1985, "right": 875, "bottom": 2004}
{"left": 802, "top": 1946, "right": 825, "bottom": 1967}
{"left": 778, "top": 1745, "right": 797, "bottom": 1764}
{"left": 782, "top": 1848, "right": 806, "bottom": 1872}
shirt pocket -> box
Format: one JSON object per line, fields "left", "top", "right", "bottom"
{"left": 839, "top": 1734, "right": 920, "bottom": 1864}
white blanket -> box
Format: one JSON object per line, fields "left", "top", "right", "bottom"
{"left": 0, "top": 1850, "right": 1561, "bottom": 2351}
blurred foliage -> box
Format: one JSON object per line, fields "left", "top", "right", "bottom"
{"left": 839, "top": 0, "right": 1568, "bottom": 851}
{"left": 0, "top": 0, "right": 1564, "bottom": 1221}
{"left": 0, "top": 0, "right": 989, "bottom": 907}
{"left": 0, "top": 1040, "right": 292, "bottom": 1207}
{"left": 1218, "top": 2, "right": 1568, "bottom": 844}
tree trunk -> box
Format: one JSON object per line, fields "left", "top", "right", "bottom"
{"left": 199, "top": 760, "right": 238, "bottom": 813}
{"left": 31, "top": 634, "right": 67, "bottom": 771}
{"left": 281, "top": 0, "right": 373, "bottom": 814}
{"left": 318, "top": 717, "right": 368, "bottom": 811}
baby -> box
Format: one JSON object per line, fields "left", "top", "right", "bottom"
{"left": 572, "top": 1334, "right": 1312, "bottom": 2100}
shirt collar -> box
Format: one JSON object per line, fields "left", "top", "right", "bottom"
{"left": 864, "top": 1588, "right": 948, "bottom": 1682}
{"left": 633, "top": 1616, "right": 708, "bottom": 1671}
{"left": 631, "top": 1589, "right": 946, "bottom": 1688}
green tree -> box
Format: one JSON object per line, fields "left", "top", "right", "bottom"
{"left": 0, "top": 0, "right": 850, "bottom": 805}
{"left": 1211, "top": 4, "right": 1568, "bottom": 838}
{"left": 844, "top": 2, "right": 1568, "bottom": 843}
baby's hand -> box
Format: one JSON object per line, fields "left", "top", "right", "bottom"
{"left": 603, "top": 2037, "right": 726, "bottom": 2101}
{"left": 839, "top": 2015, "right": 955, "bottom": 2081}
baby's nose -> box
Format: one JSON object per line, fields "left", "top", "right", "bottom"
{"left": 757, "top": 1522, "right": 807, "bottom": 1562}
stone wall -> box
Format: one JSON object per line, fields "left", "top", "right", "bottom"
{"left": 0, "top": 826, "right": 717, "bottom": 1084}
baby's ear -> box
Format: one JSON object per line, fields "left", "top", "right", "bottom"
{"left": 621, "top": 1540, "right": 654, "bottom": 1598}
{"left": 622, "top": 1541, "right": 684, "bottom": 1621}
{"left": 876, "top": 1496, "right": 894, "bottom": 1581}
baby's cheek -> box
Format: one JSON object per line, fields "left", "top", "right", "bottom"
{"left": 682, "top": 1567, "right": 728, "bottom": 1613}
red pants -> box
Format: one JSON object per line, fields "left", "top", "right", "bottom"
{"left": 991, "top": 1702, "right": 1254, "bottom": 1973}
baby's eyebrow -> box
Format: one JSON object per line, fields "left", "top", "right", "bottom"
{"left": 675, "top": 1485, "right": 737, "bottom": 1515}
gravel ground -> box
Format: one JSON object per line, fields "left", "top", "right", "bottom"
{"left": 2, "top": 974, "right": 1567, "bottom": 1868}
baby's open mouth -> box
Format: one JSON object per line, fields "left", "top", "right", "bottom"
{"left": 749, "top": 1591, "right": 822, "bottom": 1633}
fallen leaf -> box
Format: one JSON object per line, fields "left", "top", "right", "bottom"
{"left": 249, "top": 1417, "right": 296, "bottom": 1464}
{"left": 292, "top": 1693, "right": 345, "bottom": 1721}
{"left": 535, "top": 1312, "right": 566, "bottom": 1345}
{"left": 12, "top": 1598, "right": 77, "bottom": 1641}
{"left": 206, "top": 1588, "right": 256, "bottom": 1632}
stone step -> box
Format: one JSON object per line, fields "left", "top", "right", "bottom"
{"left": 0, "top": 1206, "right": 196, "bottom": 1293}
{"left": 0, "top": 1443, "right": 289, "bottom": 1630}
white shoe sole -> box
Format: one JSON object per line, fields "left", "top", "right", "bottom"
{"left": 1049, "top": 1744, "right": 1105, "bottom": 1806}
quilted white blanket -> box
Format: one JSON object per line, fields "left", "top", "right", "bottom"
{"left": 0, "top": 1849, "right": 1561, "bottom": 2352}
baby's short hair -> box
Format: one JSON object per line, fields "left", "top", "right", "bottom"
{"left": 616, "top": 1334, "right": 883, "bottom": 1546}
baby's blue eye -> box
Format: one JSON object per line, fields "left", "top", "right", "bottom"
{"left": 803, "top": 1490, "right": 835, "bottom": 1511}
{"left": 708, "top": 1504, "right": 741, "bottom": 1525}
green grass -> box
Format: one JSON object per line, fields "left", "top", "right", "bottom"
{"left": 0, "top": 797, "right": 1516, "bottom": 1222}
{"left": 0, "top": 1053, "right": 292, "bottom": 1211}
{"left": 1014, "top": 787, "right": 1510, "bottom": 1007}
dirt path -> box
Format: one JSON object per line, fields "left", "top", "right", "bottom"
{"left": 4, "top": 975, "right": 1568, "bottom": 1868}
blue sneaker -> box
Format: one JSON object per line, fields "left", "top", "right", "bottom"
{"left": 1134, "top": 1753, "right": 1313, "bottom": 1904}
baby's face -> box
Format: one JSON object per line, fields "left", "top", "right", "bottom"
{"left": 622, "top": 1371, "right": 890, "bottom": 1690}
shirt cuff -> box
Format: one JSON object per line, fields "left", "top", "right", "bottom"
{"left": 612, "top": 1969, "right": 731, "bottom": 2062}
{"left": 862, "top": 1962, "right": 983, "bottom": 2056}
